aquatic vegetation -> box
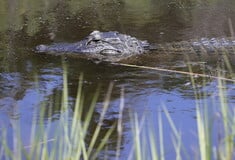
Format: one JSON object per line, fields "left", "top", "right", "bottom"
{"left": 0, "top": 67, "right": 116, "bottom": 160}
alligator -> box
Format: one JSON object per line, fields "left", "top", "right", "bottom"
{"left": 36, "top": 30, "right": 235, "bottom": 62}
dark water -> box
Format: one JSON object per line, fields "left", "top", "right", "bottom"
{"left": 0, "top": 0, "right": 235, "bottom": 159}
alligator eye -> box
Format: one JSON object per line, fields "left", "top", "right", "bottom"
{"left": 100, "top": 49, "right": 121, "bottom": 56}
{"left": 36, "top": 45, "right": 47, "bottom": 52}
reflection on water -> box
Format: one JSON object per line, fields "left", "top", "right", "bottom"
{"left": 0, "top": 0, "right": 235, "bottom": 159}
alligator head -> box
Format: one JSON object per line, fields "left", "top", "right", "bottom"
{"left": 36, "top": 30, "right": 150, "bottom": 62}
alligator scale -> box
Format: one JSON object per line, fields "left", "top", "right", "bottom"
{"left": 36, "top": 30, "right": 235, "bottom": 62}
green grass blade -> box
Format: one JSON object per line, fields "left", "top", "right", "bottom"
{"left": 148, "top": 122, "right": 159, "bottom": 160}
{"left": 158, "top": 111, "right": 165, "bottom": 160}
{"left": 87, "top": 83, "right": 113, "bottom": 158}
{"left": 115, "top": 87, "right": 125, "bottom": 160}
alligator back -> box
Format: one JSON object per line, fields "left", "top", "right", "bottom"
{"left": 151, "top": 37, "right": 235, "bottom": 54}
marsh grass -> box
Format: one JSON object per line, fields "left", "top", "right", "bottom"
{"left": 0, "top": 60, "right": 235, "bottom": 160}
{"left": 121, "top": 61, "right": 235, "bottom": 160}
{"left": 0, "top": 64, "right": 117, "bottom": 160}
